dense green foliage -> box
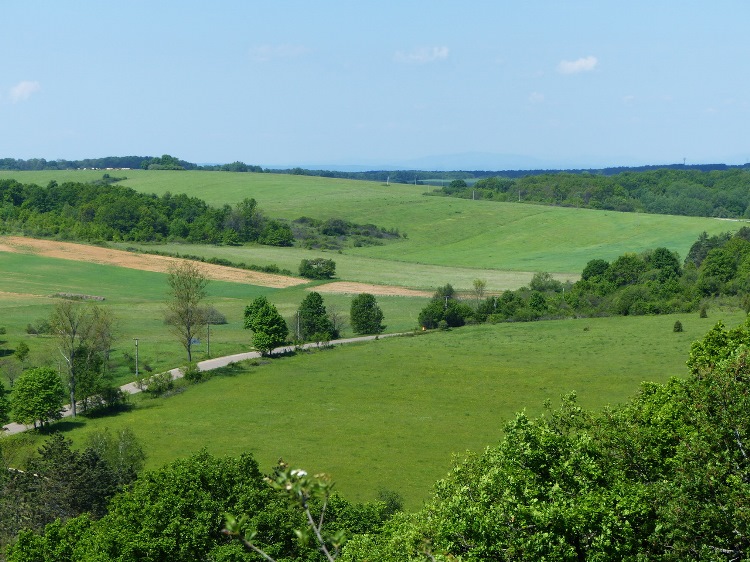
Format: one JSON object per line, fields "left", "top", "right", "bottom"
{"left": 297, "top": 292, "right": 338, "bottom": 342}
{"left": 0, "top": 379, "right": 9, "bottom": 426}
{"left": 419, "top": 229, "right": 750, "bottom": 327}
{"left": 6, "top": 451, "right": 394, "bottom": 562}
{"left": 349, "top": 293, "right": 385, "bottom": 335}
{"left": 299, "top": 258, "right": 336, "bottom": 280}
{"left": 0, "top": 178, "right": 287, "bottom": 245}
{"left": 244, "top": 296, "right": 289, "bottom": 355}
{"left": 433, "top": 168, "right": 750, "bottom": 219}
{"left": 0, "top": 432, "right": 141, "bottom": 548}
{"left": 10, "top": 367, "right": 66, "bottom": 427}
{"left": 291, "top": 216, "right": 403, "bottom": 250}
{"left": 342, "top": 319, "right": 750, "bottom": 560}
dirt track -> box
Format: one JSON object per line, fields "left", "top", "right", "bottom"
{"left": 0, "top": 237, "right": 431, "bottom": 297}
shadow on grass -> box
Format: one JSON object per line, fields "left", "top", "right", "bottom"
{"left": 81, "top": 401, "right": 136, "bottom": 419}
{"left": 40, "top": 419, "right": 86, "bottom": 434}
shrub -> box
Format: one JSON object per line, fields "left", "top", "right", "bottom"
{"left": 673, "top": 320, "right": 684, "bottom": 333}
{"left": 182, "top": 363, "right": 205, "bottom": 383}
{"left": 299, "top": 258, "right": 336, "bottom": 279}
{"left": 144, "top": 371, "right": 173, "bottom": 396}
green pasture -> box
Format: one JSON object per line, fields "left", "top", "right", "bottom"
{"left": 0, "top": 170, "right": 741, "bottom": 285}
{"left": 115, "top": 242, "right": 575, "bottom": 292}
{"left": 6, "top": 310, "right": 746, "bottom": 509}
{"left": 0, "top": 252, "right": 427, "bottom": 386}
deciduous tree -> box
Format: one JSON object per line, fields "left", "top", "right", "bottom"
{"left": 10, "top": 367, "right": 66, "bottom": 428}
{"left": 50, "top": 301, "right": 115, "bottom": 417}
{"left": 350, "top": 293, "right": 385, "bottom": 335}
{"left": 298, "top": 292, "right": 337, "bottom": 341}
{"left": 165, "top": 261, "right": 209, "bottom": 362}
{"left": 244, "top": 296, "right": 289, "bottom": 355}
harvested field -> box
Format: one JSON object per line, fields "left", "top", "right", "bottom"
{"left": 0, "top": 236, "right": 305, "bottom": 289}
{"left": 313, "top": 281, "right": 432, "bottom": 298}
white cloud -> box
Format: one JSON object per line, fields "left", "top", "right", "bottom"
{"left": 249, "top": 44, "right": 309, "bottom": 62}
{"left": 529, "top": 91, "right": 545, "bottom": 104}
{"left": 394, "top": 46, "right": 449, "bottom": 64}
{"left": 9, "top": 81, "right": 40, "bottom": 103}
{"left": 557, "top": 56, "right": 598, "bottom": 74}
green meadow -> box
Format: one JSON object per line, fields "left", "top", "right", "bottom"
{"left": 8, "top": 310, "right": 746, "bottom": 509}
{"left": 1, "top": 168, "right": 748, "bottom": 510}
{"left": 0, "top": 251, "right": 426, "bottom": 386}
{"left": 0, "top": 170, "right": 741, "bottom": 289}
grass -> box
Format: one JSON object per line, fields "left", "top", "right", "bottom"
{"left": 0, "top": 170, "right": 741, "bottom": 286}
{"left": 0, "top": 252, "right": 427, "bottom": 387}
{"left": 8, "top": 309, "right": 746, "bottom": 509}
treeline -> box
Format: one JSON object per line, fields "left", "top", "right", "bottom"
{"left": 0, "top": 178, "right": 290, "bottom": 245}
{"left": 6, "top": 321, "right": 750, "bottom": 560}
{"left": 420, "top": 227, "right": 750, "bottom": 328}
{"left": 433, "top": 167, "right": 750, "bottom": 218}
{"left": 0, "top": 179, "right": 401, "bottom": 248}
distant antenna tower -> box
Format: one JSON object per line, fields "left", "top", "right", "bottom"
{"left": 683, "top": 157, "right": 686, "bottom": 166}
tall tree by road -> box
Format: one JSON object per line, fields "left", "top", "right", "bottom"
{"left": 350, "top": 293, "right": 385, "bottom": 335}
{"left": 165, "top": 261, "right": 209, "bottom": 363}
{"left": 297, "top": 291, "right": 338, "bottom": 341}
{"left": 10, "top": 367, "right": 66, "bottom": 428}
{"left": 244, "top": 296, "right": 288, "bottom": 356}
{"left": 50, "top": 301, "right": 113, "bottom": 417}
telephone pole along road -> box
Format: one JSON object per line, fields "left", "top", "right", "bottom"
{"left": 1, "top": 332, "right": 405, "bottom": 436}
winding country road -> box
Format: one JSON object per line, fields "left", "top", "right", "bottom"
{"left": 1, "top": 332, "right": 408, "bottom": 436}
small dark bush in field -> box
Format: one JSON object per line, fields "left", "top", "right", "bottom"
{"left": 673, "top": 320, "right": 683, "bottom": 333}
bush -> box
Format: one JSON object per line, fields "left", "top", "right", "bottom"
{"left": 298, "top": 258, "right": 336, "bottom": 279}
{"left": 182, "top": 363, "right": 205, "bottom": 383}
{"left": 673, "top": 320, "right": 684, "bottom": 332}
{"left": 144, "top": 371, "right": 174, "bottom": 396}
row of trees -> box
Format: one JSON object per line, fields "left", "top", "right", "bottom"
{"left": 8, "top": 318, "right": 750, "bottom": 560}
{"left": 244, "top": 292, "right": 385, "bottom": 355}
{"left": 436, "top": 167, "right": 750, "bottom": 218}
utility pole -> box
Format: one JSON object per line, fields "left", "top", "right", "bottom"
{"left": 134, "top": 338, "right": 139, "bottom": 379}
{"left": 207, "top": 323, "right": 211, "bottom": 358}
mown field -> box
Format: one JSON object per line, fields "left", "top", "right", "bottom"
{"left": 7, "top": 310, "right": 745, "bottom": 509}
{"left": 0, "top": 170, "right": 740, "bottom": 290}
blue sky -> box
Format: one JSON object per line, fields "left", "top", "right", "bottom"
{"left": 2, "top": 1, "right": 748, "bottom": 169}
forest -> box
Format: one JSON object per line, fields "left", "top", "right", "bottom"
{"left": 433, "top": 168, "right": 750, "bottom": 219}
{"left": 0, "top": 178, "right": 401, "bottom": 249}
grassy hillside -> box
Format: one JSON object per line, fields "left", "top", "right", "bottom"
{"left": 10, "top": 310, "right": 745, "bottom": 509}
{"left": 0, "top": 170, "right": 740, "bottom": 285}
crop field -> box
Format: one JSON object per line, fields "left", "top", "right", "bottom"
{"left": 0, "top": 170, "right": 741, "bottom": 287}
{"left": 7, "top": 310, "right": 745, "bottom": 509}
